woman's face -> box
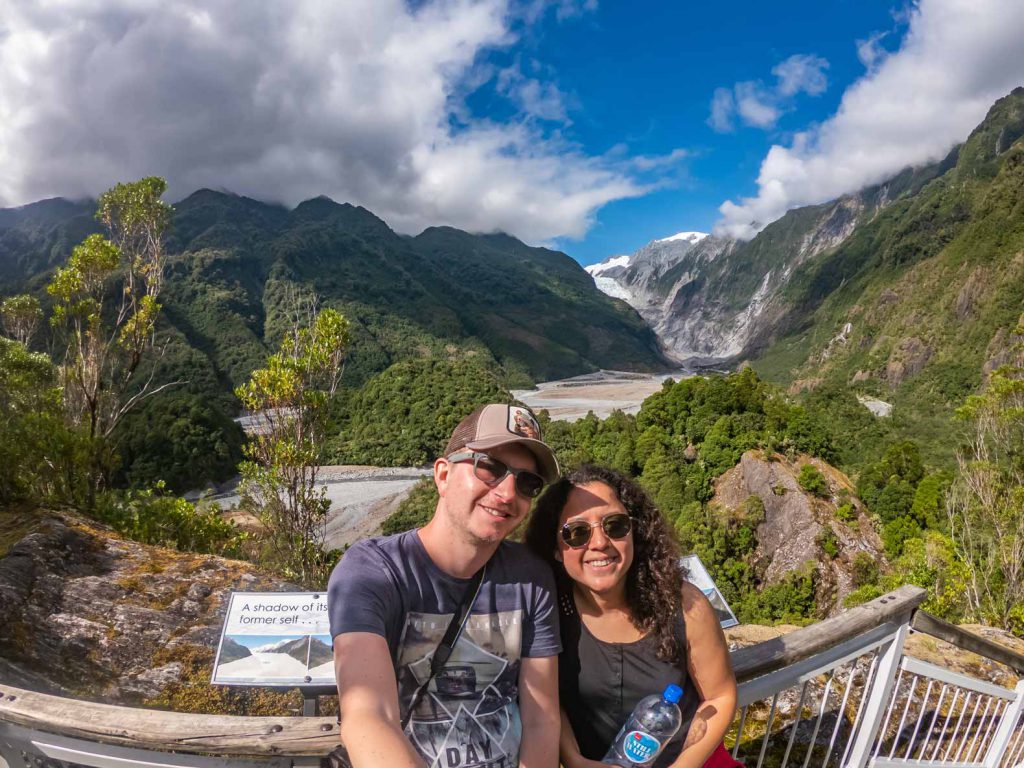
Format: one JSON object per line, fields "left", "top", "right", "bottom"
{"left": 556, "top": 481, "right": 634, "bottom": 597}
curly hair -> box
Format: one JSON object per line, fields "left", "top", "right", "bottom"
{"left": 524, "top": 464, "right": 685, "bottom": 664}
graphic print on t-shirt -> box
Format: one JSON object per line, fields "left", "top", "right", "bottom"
{"left": 397, "top": 609, "right": 523, "bottom": 768}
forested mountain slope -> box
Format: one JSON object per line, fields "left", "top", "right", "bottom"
{"left": 0, "top": 190, "right": 666, "bottom": 488}
{"left": 752, "top": 87, "right": 1024, "bottom": 463}
{"left": 0, "top": 190, "right": 665, "bottom": 391}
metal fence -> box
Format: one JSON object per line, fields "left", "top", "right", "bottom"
{"left": 1, "top": 587, "right": 1022, "bottom": 768}
{"left": 729, "top": 590, "right": 1024, "bottom": 768}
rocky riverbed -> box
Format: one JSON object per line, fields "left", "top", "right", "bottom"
{"left": 203, "top": 466, "right": 432, "bottom": 550}
{"left": 512, "top": 368, "right": 690, "bottom": 421}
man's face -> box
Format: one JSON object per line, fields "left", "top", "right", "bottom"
{"left": 435, "top": 443, "right": 538, "bottom": 545}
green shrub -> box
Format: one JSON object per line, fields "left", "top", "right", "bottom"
{"left": 739, "top": 565, "right": 817, "bottom": 624}
{"left": 94, "top": 485, "right": 246, "bottom": 557}
{"left": 882, "top": 516, "right": 922, "bottom": 557}
{"left": 843, "top": 584, "right": 885, "bottom": 608}
{"left": 798, "top": 465, "right": 829, "bottom": 497}
{"left": 851, "top": 552, "right": 880, "bottom": 587}
{"left": 835, "top": 503, "right": 856, "bottom": 523}
{"left": 381, "top": 477, "right": 438, "bottom": 535}
{"left": 817, "top": 527, "right": 840, "bottom": 559}
{"left": 332, "top": 356, "right": 511, "bottom": 467}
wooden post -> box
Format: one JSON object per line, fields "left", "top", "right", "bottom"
{"left": 983, "top": 681, "right": 1024, "bottom": 768}
{"left": 844, "top": 620, "right": 910, "bottom": 768}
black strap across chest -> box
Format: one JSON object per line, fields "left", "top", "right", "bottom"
{"left": 400, "top": 563, "right": 486, "bottom": 730}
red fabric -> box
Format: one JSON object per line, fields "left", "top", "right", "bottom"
{"left": 702, "top": 742, "right": 743, "bottom": 768}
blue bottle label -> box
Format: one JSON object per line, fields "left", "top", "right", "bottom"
{"left": 622, "top": 730, "right": 661, "bottom": 764}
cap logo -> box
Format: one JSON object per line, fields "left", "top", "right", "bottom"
{"left": 508, "top": 406, "right": 540, "bottom": 440}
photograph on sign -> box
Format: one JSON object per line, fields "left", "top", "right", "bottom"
{"left": 680, "top": 554, "right": 739, "bottom": 629}
{"left": 212, "top": 592, "right": 335, "bottom": 686}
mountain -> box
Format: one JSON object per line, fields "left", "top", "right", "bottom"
{"left": 0, "top": 191, "right": 666, "bottom": 391}
{"left": 750, "top": 87, "right": 1024, "bottom": 463}
{"left": 588, "top": 165, "right": 950, "bottom": 363}
{"left": 217, "top": 637, "right": 253, "bottom": 664}
{"left": 0, "top": 191, "right": 668, "bottom": 488}
{"left": 589, "top": 87, "right": 1024, "bottom": 466}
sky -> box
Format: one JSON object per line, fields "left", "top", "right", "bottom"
{"left": 1, "top": 0, "right": 1023, "bottom": 266}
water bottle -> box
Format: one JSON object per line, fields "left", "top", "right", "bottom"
{"left": 602, "top": 683, "right": 683, "bottom": 767}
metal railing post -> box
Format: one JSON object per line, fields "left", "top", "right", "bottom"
{"left": 844, "top": 620, "right": 911, "bottom": 768}
{"left": 983, "top": 681, "right": 1024, "bottom": 768}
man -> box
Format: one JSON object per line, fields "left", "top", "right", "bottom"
{"left": 328, "top": 404, "right": 561, "bottom": 768}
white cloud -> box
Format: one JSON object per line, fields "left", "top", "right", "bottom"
{"left": 497, "top": 59, "right": 572, "bottom": 123}
{"left": 629, "top": 147, "right": 690, "bottom": 172}
{"left": 716, "top": 0, "right": 1024, "bottom": 240}
{"left": 0, "top": 0, "right": 646, "bottom": 244}
{"left": 734, "top": 82, "right": 782, "bottom": 129}
{"left": 708, "top": 87, "right": 737, "bottom": 132}
{"left": 772, "top": 54, "right": 829, "bottom": 97}
{"left": 856, "top": 31, "right": 890, "bottom": 71}
{"left": 707, "top": 54, "right": 828, "bottom": 132}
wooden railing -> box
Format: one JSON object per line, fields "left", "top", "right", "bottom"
{"left": 1, "top": 586, "right": 1022, "bottom": 768}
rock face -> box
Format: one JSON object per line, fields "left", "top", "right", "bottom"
{"left": 713, "top": 451, "right": 886, "bottom": 615}
{"left": 0, "top": 509, "right": 294, "bottom": 706}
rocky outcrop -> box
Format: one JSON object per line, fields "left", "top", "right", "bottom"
{"left": 0, "top": 509, "right": 295, "bottom": 709}
{"left": 883, "top": 337, "right": 933, "bottom": 387}
{"left": 712, "top": 451, "right": 886, "bottom": 615}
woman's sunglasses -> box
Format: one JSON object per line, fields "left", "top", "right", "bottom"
{"left": 560, "top": 512, "right": 632, "bottom": 548}
{"left": 447, "top": 450, "right": 546, "bottom": 499}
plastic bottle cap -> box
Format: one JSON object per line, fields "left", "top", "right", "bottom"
{"left": 663, "top": 684, "right": 683, "bottom": 703}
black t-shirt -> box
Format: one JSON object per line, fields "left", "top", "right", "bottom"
{"left": 559, "top": 592, "right": 697, "bottom": 768}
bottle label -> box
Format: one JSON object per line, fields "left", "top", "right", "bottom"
{"left": 622, "top": 730, "right": 661, "bottom": 764}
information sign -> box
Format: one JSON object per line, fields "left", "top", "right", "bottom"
{"left": 211, "top": 592, "right": 334, "bottom": 686}
{"left": 680, "top": 554, "right": 739, "bottom": 629}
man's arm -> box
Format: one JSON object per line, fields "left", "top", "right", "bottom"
{"left": 517, "top": 654, "right": 560, "bottom": 768}
{"left": 334, "top": 632, "right": 425, "bottom": 768}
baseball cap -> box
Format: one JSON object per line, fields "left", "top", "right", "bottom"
{"left": 444, "top": 404, "right": 560, "bottom": 484}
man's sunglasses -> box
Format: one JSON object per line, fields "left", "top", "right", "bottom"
{"left": 560, "top": 512, "right": 633, "bottom": 548}
{"left": 447, "top": 451, "right": 546, "bottom": 499}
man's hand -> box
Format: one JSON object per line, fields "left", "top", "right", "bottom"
{"left": 333, "top": 632, "right": 425, "bottom": 768}
{"left": 517, "top": 655, "right": 560, "bottom": 768}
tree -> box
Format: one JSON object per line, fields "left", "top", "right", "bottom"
{"left": 236, "top": 295, "right": 349, "bottom": 586}
{"left": 946, "top": 320, "right": 1024, "bottom": 631}
{"left": 46, "top": 177, "right": 174, "bottom": 498}
{"left": 0, "top": 338, "right": 84, "bottom": 504}
{"left": 0, "top": 295, "right": 42, "bottom": 346}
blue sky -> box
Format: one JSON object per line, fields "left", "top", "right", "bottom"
{"left": 519, "top": 1, "right": 905, "bottom": 262}
{"left": 2, "top": 1, "right": 1023, "bottom": 267}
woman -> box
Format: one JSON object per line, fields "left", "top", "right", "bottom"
{"left": 525, "top": 465, "right": 738, "bottom": 768}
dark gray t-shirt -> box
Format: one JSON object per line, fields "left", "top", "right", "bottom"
{"left": 328, "top": 530, "right": 560, "bottom": 768}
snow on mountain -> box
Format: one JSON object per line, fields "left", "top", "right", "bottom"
{"left": 656, "top": 231, "right": 709, "bottom": 244}
{"left": 584, "top": 254, "right": 631, "bottom": 276}
{"left": 253, "top": 637, "right": 300, "bottom": 653}
{"left": 592, "top": 275, "right": 636, "bottom": 302}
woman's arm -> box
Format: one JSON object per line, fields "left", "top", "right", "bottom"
{"left": 558, "top": 707, "right": 609, "bottom": 768}
{"left": 668, "top": 582, "right": 738, "bottom": 768}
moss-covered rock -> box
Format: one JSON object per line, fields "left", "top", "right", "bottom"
{"left": 0, "top": 506, "right": 302, "bottom": 713}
